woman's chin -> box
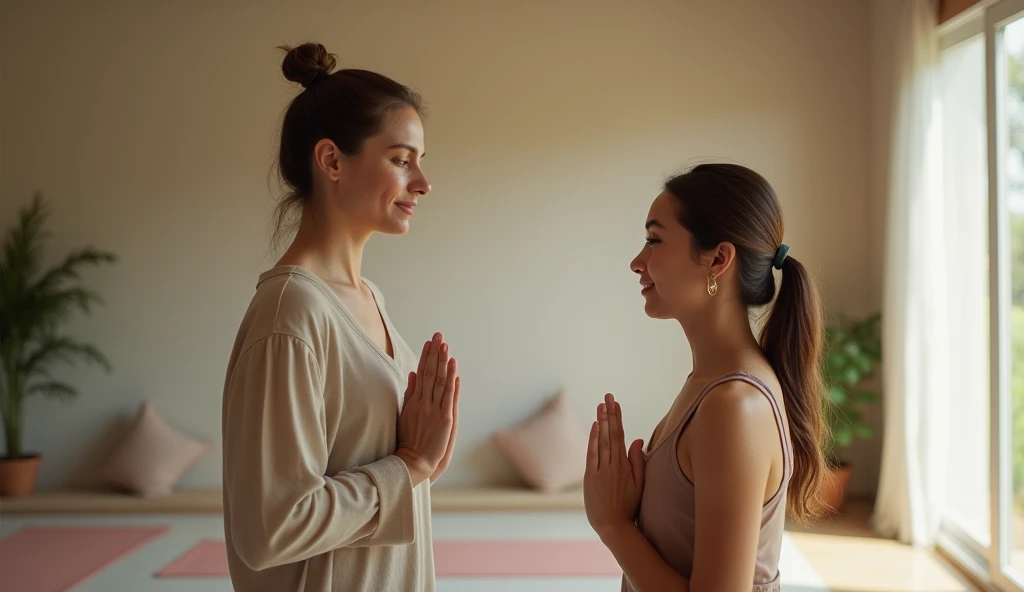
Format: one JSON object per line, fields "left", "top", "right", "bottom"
{"left": 378, "top": 218, "right": 411, "bottom": 235}
{"left": 642, "top": 298, "right": 660, "bottom": 318}
{"left": 643, "top": 298, "right": 678, "bottom": 321}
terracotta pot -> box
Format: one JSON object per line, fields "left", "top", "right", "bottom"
{"left": 0, "top": 454, "right": 41, "bottom": 497}
{"left": 822, "top": 463, "right": 853, "bottom": 513}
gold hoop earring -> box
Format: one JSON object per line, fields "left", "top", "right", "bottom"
{"left": 707, "top": 273, "right": 718, "bottom": 296}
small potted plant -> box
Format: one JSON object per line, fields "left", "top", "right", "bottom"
{"left": 821, "top": 312, "right": 882, "bottom": 513}
{"left": 0, "top": 193, "right": 116, "bottom": 497}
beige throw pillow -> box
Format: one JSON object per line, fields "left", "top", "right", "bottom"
{"left": 492, "top": 391, "right": 588, "bottom": 492}
{"left": 101, "top": 401, "right": 211, "bottom": 497}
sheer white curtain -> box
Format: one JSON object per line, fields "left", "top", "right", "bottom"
{"left": 872, "top": 0, "right": 950, "bottom": 547}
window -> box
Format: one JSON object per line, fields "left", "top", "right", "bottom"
{"left": 938, "top": 1, "right": 1024, "bottom": 589}
{"left": 940, "top": 29, "right": 991, "bottom": 550}
{"left": 999, "top": 10, "right": 1024, "bottom": 584}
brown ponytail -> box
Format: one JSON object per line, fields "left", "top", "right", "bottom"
{"left": 665, "top": 163, "right": 827, "bottom": 522}
{"left": 758, "top": 255, "right": 827, "bottom": 521}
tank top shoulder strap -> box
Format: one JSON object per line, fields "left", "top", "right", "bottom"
{"left": 675, "top": 370, "right": 746, "bottom": 432}
{"left": 674, "top": 370, "right": 792, "bottom": 480}
{"left": 735, "top": 371, "right": 793, "bottom": 482}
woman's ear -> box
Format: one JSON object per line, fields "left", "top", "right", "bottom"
{"left": 705, "top": 242, "right": 737, "bottom": 277}
{"left": 313, "top": 138, "right": 343, "bottom": 182}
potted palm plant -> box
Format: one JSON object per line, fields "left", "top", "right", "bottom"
{"left": 0, "top": 193, "right": 116, "bottom": 497}
{"left": 821, "top": 312, "right": 882, "bottom": 513}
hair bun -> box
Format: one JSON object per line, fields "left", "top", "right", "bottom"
{"left": 279, "top": 43, "right": 338, "bottom": 88}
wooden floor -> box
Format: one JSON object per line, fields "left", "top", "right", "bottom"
{"left": 789, "top": 497, "right": 987, "bottom": 592}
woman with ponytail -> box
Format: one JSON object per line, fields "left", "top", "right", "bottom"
{"left": 583, "top": 163, "right": 827, "bottom": 592}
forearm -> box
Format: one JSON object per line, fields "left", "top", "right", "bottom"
{"left": 227, "top": 455, "right": 416, "bottom": 570}
{"left": 601, "top": 523, "right": 690, "bottom": 592}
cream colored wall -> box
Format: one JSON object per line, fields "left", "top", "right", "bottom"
{"left": 858, "top": 0, "right": 903, "bottom": 506}
{"left": 0, "top": 0, "right": 878, "bottom": 493}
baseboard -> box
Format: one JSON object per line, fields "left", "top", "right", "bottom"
{"left": 0, "top": 488, "right": 223, "bottom": 514}
{"left": 431, "top": 485, "right": 584, "bottom": 512}
{"left": 0, "top": 485, "right": 584, "bottom": 515}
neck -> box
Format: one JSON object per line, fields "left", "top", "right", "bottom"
{"left": 679, "top": 298, "right": 761, "bottom": 376}
{"left": 279, "top": 200, "right": 371, "bottom": 287}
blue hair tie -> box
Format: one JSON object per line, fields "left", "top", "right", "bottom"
{"left": 772, "top": 244, "right": 790, "bottom": 270}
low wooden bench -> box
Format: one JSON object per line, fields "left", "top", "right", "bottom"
{"left": 0, "top": 485, "right": 584, "bottom": 515}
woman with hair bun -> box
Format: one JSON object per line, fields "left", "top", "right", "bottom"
{"left": 221, "top": 42, "right": 456, "bottom": 592}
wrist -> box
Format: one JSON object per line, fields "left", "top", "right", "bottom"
{"left": 395, "top": 448, "right": 434, "bottom": 487}
{"left": 597, "top": 520, "right": 637, "bottom": 545}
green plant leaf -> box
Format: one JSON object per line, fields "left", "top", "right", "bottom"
{"left": 30, "top": 248, "right": 117, "bottom": 299}
{"left": 29, "top": 381, "right": 77, "bottom": 401}
{"left": 0, "top": 193, "right": 117, "bottom": 457}
{"left": 853, "top": 390, "right": 880, "bottom": 404}
{"left": 10, "top": 287, "right": 104, "bottom": 344}
{"left": 834, "top": 430, "right": 855, "bottom": 447}
{"left": 0, "top": 194, "right": 50, "bottom": 298}
{"left": 826, "top": 352, "right": 844, "bottom": 374}
{"left": 21, "top": 336, "right": 112, "bottom": 377}
{"left": 863, "top": 342, "right": 882, "bottom": 361}
{"left": 854, "top": 355, "right": 874, "bottom": 374}
{"left": 821, "top": 312, "right": 882, "bottom": 454}
{"left": 828, "top": 385, "right": 847, "bottom": 404}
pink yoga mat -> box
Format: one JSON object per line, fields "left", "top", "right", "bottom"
{"left": 0, "top": 526, "right": 167, "bottom": 592}
{"left": 156, "top": 538, "right": 228, "bottom": 578}
{"left": 433, "top": 540, "right": 622, "bottom": 577}
{"left": 157, "top": 538, "right": 622, "bottom": 578}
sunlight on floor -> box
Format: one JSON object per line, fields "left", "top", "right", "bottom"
{"left": 789, "top": 531, "right": 973, "bottom": 592}
{"left": 0, "top": 498, "right": 985, "bottom": 592}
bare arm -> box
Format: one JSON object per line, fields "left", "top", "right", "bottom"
{"left": 601, "top": 523, "right": 690, "bottom": 591}
{"left": 687, "top": 382, "right": 778, "bottom": 592}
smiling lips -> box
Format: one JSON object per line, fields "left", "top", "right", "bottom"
{"left": 395, "top": 201, "right": 416, "bottom": 215}
{"left": 641, "top": 281, "right": 655, "bottom": 295}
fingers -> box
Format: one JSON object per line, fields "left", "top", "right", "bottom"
{"left": 441, "top": 358, "right": 458, "bottom": 414}
{"left": 404, "top": 372, "right": 416, "bottom": 403}
{"left": 598, "top": 401, "right": 610, "bottom": 468}
{"left": 413, "top": 340, "right": 430, "bottom": 400}
{"left": 441, "top": 376, "right": 460, "bottom": 464}
{"left": 608, "top": 395, "right": 624, "bottom": 464}
{"left": 451, "top": 376, "right": 460, "bottom": 438}
{"left": 421, "top": 333, "right": 442, "bottom": 401}
{"left": 433, "top": 341, "right": 450, "bottom": 404}
{"left": 587, "top": 420, "right": 599, "bottom": 474}
{"left": 629, "top": 439, "right": 646, "bottom": 487}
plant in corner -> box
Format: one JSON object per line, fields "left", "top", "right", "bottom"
{"left": 820, "top": 312, "right": 882, "bottom": 513}
{"left": 0, "top": 193, "right": 116, "bottom": 497}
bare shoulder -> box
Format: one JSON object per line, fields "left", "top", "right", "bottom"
{"left": 695, "top": 379, "right": 773, "bottom": 425}
{"left": 688, "top": 378, "right": 779, "bottom": 451}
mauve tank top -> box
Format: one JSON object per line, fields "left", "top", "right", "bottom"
{"left": 621, "top": 371, "right": 793, "bottom": 592}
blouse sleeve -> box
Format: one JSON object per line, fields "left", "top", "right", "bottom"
{"left": 222, "top": 333, "right": 415, "bottom": 571}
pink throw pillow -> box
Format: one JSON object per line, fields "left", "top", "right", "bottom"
{"left": 492, "top": 391, "right": 588, "bottom": 492}
{"left": 101, "top": 401, "right": 211, "bottom": 497}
